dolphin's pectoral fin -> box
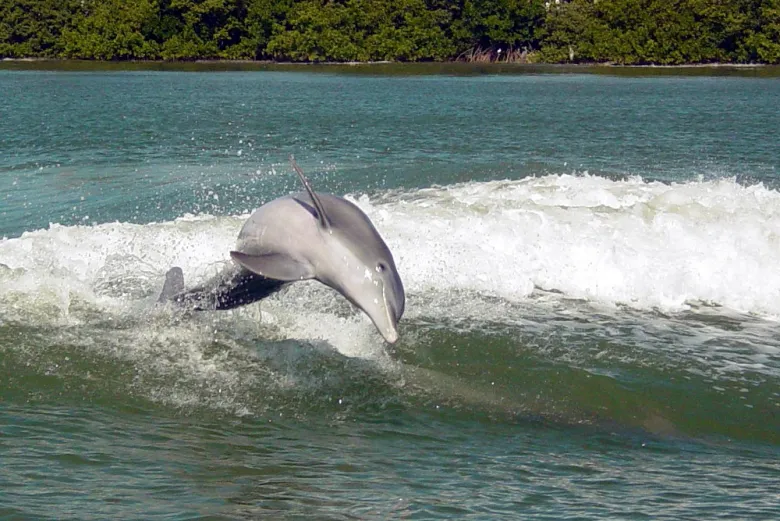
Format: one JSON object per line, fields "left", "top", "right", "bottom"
{"left": 158, "top": 267, "right": 185, "bottom": 302}
{"left": 230, "top": 251, "right": 314, "bottom": 281}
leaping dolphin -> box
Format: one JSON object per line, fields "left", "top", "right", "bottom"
{"left": 159, "top": 158, "right": 405, "bottom": 343}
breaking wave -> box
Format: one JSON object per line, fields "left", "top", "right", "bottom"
{"left": 2, "top": 174, "right": 779, "bottom": 437}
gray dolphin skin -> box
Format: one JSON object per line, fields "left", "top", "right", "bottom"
{"left": 160, "top": 158, "right": 405, "bottom": 343}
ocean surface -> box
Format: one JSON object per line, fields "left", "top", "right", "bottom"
{"left": 1, "top": 62, "right": 779, "bottom": 519}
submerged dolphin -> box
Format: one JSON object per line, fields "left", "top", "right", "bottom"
{"left": 160, "top": 159, "right": 405, "bottom": 343}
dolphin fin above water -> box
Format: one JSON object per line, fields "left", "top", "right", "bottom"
{"left": 158, "top": 265, "right": 287, "bottom": 311}
{"left": 291, "top": 157, "right": 331, "bottom": 230}
{"left": 157, "top": 267, "right": 184, "bottom": 303}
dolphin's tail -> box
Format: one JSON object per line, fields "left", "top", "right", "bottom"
{"left": 158, "top": 267, "right": 185, "bottom": 303}
{"left": 157, "top": 265, "right": 287, "bottom": 310}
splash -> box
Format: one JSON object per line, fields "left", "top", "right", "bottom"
{"left": 2, "top": 174, "right": 779, "bottom": 428}
{"left": 360, "top": 174, "right": 780, "bottom": 317}
{"left": 4, "top": 174, "right": 780, "bottom": 331}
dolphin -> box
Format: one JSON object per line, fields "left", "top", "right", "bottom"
{"left": 160, "top": 158, "right": 405, "bottom": 343}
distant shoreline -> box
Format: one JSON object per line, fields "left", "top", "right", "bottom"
{"left": 2, "top": 58, "right": 777, "bottom": 78}
{"left": 0, "top": 57, "right": 770, "bottom": 67}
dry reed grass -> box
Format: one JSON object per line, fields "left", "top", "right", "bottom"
{"left": 457, "top": 46, "right": 532, "bottom": 63}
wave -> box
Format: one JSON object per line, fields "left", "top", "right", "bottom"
{"left": 5, "top": 174, "right": 780, "bottom": 314}
{"left": 382, "top": 174, "right": 780, "bottom": 315}
{"left": 4, "top": 174, "right": 780, "bottom": 343}
{"left": 2, "top": 174, "right": 779, "bottom": 441}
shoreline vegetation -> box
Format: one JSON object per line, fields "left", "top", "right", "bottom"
{"left": 1, "top": 56, "right": 774, "bottom": 66}
{"left": 1, "top": 1, "right": 779, "bottom": 66}
{"left": 4, "top": 59, "right": 779, "bottom": 80}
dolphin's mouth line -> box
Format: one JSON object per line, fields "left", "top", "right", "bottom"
{"left": 381, "top": 281, "right": 398, "bottom": 343}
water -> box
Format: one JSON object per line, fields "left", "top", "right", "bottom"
{"left": 1, "top": 63, "right": 779, "bottom": 519}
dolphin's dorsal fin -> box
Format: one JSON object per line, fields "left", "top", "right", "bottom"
{"left": 290, "top": 155, "right": 331, "bottom": 231}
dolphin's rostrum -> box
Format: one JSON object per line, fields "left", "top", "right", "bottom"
{"left": 160, "top": 158, "right": 405, "bottom": 343}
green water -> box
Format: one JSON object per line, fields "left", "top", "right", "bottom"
{"left": 1, "top": 62, "right": 779, "bottom": 519}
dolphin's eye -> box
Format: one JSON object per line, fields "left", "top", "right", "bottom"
{"left": 376, "top": 262, "right": 386, "bottom": 273}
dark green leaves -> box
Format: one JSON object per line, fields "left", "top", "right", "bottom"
{"left": 1, "top": 0, "right": 778, "bottom": 63}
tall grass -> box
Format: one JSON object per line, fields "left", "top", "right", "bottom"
{"left": 457, "top": 46, "right": 533, "bottom": 63}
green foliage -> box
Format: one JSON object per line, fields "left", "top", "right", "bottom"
{"left": 363, "top": 0, "right": 455, "bottom": 61}
{"left": 230, "top": 0, "right": 294, "bottom": 59}
{"left": 742, "top": 0, "right": 780, "bottom": 63}
{"left": 1, "top": 0, "right": 779, "bottom": 63}
{"left": 156, "top": 0, "right": 249, "bottom": 59}
{"left": 539, "top": 0, "right": 780, "bottom": 64}
{"left": 538, "top": 0, "right": 600, "bottom": 62}
{"left": 452, "top": 0, "right": 547, "bottom": 52}
{"left": 0, "top": 0, "right": 81, "bottom": 58}
{"left": 266, "top": 0, "right": 454, "bottom": 62}
{"left": 60, "top": 0, "right": 161, "bottom": 59}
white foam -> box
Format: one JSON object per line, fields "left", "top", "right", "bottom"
{"left": 353, "top": 175, "right": 780, "bottom": 318}
{"left": 4, "top": 174, "right": 780, "bottom": 342}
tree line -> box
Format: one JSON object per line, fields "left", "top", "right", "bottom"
{"left": 1, "top": 0, "right": 778, "bottom": 64}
